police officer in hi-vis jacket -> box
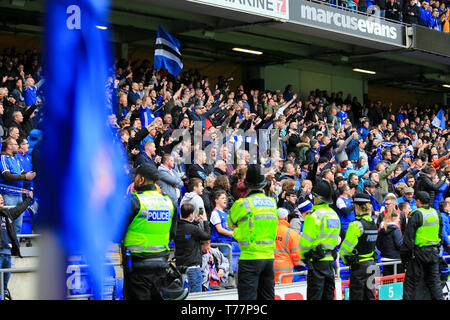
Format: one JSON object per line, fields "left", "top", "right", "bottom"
{"left": 228, "top": 164, "right": 278, "bottom": 300}
{"left": 340, "top": 193, "right": 378, "bottom": 300}
{"left": 401, "top": 191, "right": 443, "bottom": 300}
{"left": 122, "top": 163, "right": 177, "bottom": 300}
{"left": 299, "top": 178, "right": 341, "bottom": 300}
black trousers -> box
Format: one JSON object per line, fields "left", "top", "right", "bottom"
{"left": 123, "top": 257, "right": 168, "bottom": 300}
{"left": 237, "top": 259, "right": 275, "bottom": 300}
{"left": 403, "top": 246, "right": 443, "bottom": 300}
{"left": 306, "top": 260, "right": 336, "bottom": 300}
{"left": 349, "top": 260, "right": 376, "bottom": 300}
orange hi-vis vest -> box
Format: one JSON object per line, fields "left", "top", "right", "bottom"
{"left": 274, "top": 219, "right": 302, "bottom": 284}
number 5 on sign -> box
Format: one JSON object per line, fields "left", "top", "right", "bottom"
{"left": 378, "top": 283, "right": 403, "bottom": 300}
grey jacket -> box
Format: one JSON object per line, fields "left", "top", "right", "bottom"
{"left": 180, "top": 191, "right": 206, "bottom": 215}
{"left": 336, "top": 135, "right": 353, "bottom": 163}
{"left": 201, "top": 247, "right": 230, "bottom": 290}
{"left": 157, "top": 164, "right": 184, "bottom": 208}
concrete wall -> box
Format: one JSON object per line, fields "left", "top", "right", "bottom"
{"left": 263, "top": 60, "right": 365, "bottom": 103}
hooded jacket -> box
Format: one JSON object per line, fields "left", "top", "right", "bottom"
{"left": 180, "top": 191, "right": 206, "bottom": 215}
{"left": 0, "top": 197, "right": 32, "bottom": 257}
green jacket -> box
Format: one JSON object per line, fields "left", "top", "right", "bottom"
{"left": 378, "top": 162, "right": 397, "bottom": 194}
{"left": 228, "top": 192, "right": 278, "bottom": 260}
{"left": 124, "top": 190, "right": 175, "bottom": 254}
{"left": 299, "top": 203, "right": 341, "bottom": 262}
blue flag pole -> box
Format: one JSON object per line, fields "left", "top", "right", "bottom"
{"left": 39, "top": 0, "right": 129, "bottom": 299}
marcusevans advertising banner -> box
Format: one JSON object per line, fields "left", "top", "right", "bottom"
{"left": 289, "top": 0, "right": 406, "bottom": 46}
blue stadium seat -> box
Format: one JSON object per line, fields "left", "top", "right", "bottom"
{"left": 20, "top": 209, "right": 33, "bottom": 235}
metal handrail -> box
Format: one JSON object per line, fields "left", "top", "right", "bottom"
{"left": 17, "top": 234, "right": 40, "bottom": 238}
{"left": 0, "top": 267, "right": 39, "bottom": 299}
{"left": 210, "top": 243, "right": 233, "bottom": 272}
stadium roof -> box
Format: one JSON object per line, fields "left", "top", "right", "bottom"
{"left": 0, "top": 0, "right": 449, "bottom": 93}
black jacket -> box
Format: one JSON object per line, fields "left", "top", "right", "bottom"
{"left": 415, "top": 172, "right": 445, "bottom": 206}
{"left": 174, "top": 219, "right": 211, "bottom": 267}
{"left": 377, "top": 223, "right": 403, "bottom": 259}
{"left": 202, "top": 187, "right": 213, "bottom": 219}
{"left": 403, "top": 3, "right": 421, "bottom": 24}
{"left": 0, "top": 197, "right": 32, "bottom": 257}
{"left": 187, "top": 163, "right": 210, "bottom": 180}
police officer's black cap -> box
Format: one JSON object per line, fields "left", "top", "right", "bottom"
{"left": 415, "top": 191, "right": 430, "bottom": 204}
{"left": 133, "top": 163, "right": 159, "bottom": 181}
{"left": 353, "top": 193, "right": 371, "bottom": 204}
{"left": 244, "top": 164, "right": 267, "bottom": 190}
{"left": 312, "top": 178, "right": 333, "bottom": 204}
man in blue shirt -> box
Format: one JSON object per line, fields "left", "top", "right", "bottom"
{"left": 336, "top": 184, "right": 356, "bottom": 239}
{"left": 0, "top": 138, "right": 36, "bottom": 235}
{"left": 358, "top": 120, "right": 370, "bottom": 142}
{"left": 440, "top": 201, "right": 450, "bottom": 254}
{"left": 337, "top": 105, "right": 349, "bottom": 126}
{"left": 15, "top": 138, "right": 34, "bottom": 192}
{"left": 419, "top": 1, "right": 432, "bottom": 26}
{"left": 397, "top": 187, "right": 417, "bottom": 211}
{"left": 24, "top": 77, "right": 45, "bottom": 107}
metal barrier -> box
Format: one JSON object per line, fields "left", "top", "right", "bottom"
{"left": 308, "top": 0, "right": 411, "bottom": 26}
{"left": 209, "top": 243, "right": 233, "bottom": 270}
{"left": 278, "top": 256, "right": 450, "bottom": 284}
{"left": 17, "top": 234, "right": 40, "bottom": 239}
{"left": 0, "top": 267, "right": 38, "bottom": 300}
{"left": 209, "top": 243, "right": 236, "bottom": 286}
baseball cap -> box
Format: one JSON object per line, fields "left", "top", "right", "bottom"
{"left": 315, "top": 131, "right": 324, "bottom": 137}
{"left": 335, "top": 176, "right": 346, "bottom": 184}
{"left": 404, "top": 187, "right": 414, "bottom": 194}
{"left": 364, "top": 181, "right": 376, "bottom": 188}
{"left": 132, "top": 163, "right": 159, "bottom": 181}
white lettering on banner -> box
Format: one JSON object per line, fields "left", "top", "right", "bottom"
{"left": 300, "top": 5, "right": 398, "bottom": 40}
{"left": 188, "top": 0, "right": 289, "bottom": 19}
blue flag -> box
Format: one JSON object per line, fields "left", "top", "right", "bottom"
{"left": 39, "top": 0, "right": 129, "bottom": 299}
{"left": 139, "top": 105, "right": 155, "bottom": 127}
{"left": 154, "top": 25, "right": 183, "bottom": 77}
{"left": 432, "top": 109, "right": 446, "bottom": 130}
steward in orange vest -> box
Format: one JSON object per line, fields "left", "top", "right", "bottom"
{"left": 274, "top": 208, "right": 302, "bottom": 284}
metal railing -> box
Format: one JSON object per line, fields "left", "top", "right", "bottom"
{"left": 0, "top": 267, "right": 38, "bottom": 300}
{"left": 307, "top": 0, "right": 411, "bottom": 26}
{"left": 278, "top": 255, "right": 450, "bottom": 283}
{"left": 277, "top": 260, "right": 404, "bottom": 283}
